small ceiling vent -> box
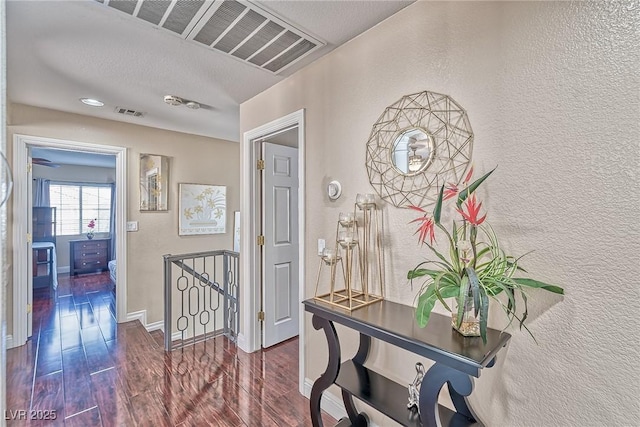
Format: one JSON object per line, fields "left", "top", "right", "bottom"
{"left": 98, "top": 0, "right": 325, "bottom": 75}
{"left": 115, "top": 107, "right": 145, "bottom": 117}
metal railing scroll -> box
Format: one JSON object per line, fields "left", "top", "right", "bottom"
{"left": 163, "top": 250, "right": 239, "bottom": 351}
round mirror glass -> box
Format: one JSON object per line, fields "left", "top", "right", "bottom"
{"left": 391, "top": 128, "right": 435, "bottom": 176}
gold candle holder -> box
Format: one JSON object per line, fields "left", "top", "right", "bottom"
{"left": 314, "top": 198, "right": 384, "bottom": 311}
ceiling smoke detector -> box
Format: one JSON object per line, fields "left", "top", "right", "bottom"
{"left": 164, "top": 95, "right": 183, "bottom": 106}
{"left": 164, "top": 94, "right": 204, "bottom": 110}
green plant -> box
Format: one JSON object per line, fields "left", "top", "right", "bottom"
{"left": 408, "top": 167, "right": 564, "bottom": 343}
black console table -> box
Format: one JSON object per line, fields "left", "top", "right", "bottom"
{"left": 303, "top": 299, "right": 511, "bottom": 427}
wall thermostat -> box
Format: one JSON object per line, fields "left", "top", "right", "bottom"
{"left": 327, "top": 180, "right": 342, "bottom": 200}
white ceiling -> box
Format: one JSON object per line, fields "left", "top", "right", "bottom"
{"left": 7, "top": 0, "right": 413, "bottom": 143}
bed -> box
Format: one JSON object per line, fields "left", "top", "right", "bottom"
{"left": 32, "top": 241, "right": 58, "bottom": 291}
{"left": 108, "top": 259, "right": 117, "bottom": 285}
{"left": 33, "top": 207, "right": 57, "bottom": 294}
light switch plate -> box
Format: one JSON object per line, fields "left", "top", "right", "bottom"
{"left": 317, "top": 239, "right": 325, "bottom": 255}
{"left": 126, "top": 221, "right": 138, "bottom": 232}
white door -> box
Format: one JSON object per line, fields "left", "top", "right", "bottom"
{"left": 262, "top": 142, "right": 299, "bottom": 348}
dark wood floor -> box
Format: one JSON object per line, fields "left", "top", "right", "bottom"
{"left": 6, "top": 272, "right": 336, "bottom": 426}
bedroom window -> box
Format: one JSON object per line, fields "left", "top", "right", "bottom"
{"left": 49, "top": 183, "right": 112, "bottom": 236}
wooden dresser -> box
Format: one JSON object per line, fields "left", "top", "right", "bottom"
{"left": 69, "top": 238, "right": 110, "bottom": 276}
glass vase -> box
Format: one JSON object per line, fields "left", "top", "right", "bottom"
{"left": 451, "top": 294, "right": 480, "bottom": 337}
{"left": 87, "top": 231, "right": 94, "bottom": 240}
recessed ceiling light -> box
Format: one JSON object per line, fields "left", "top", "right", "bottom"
{"left": 80, "top": 98, "right": 104, "bottom": 107}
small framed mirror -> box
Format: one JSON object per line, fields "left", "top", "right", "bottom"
{"left": 391, "top": 128, "right": 435, "bottom": 176}
{"left": 140, "top": 154, "right": 169, "bottom": 211}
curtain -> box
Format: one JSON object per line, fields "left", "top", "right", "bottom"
{"left": 110, "top": 183, "right": 116, "bottom": 261}
{"left": 33, "top": 178, "right": 50, "bottom": 206}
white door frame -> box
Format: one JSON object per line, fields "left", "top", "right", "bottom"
{"left": 11, "top": 134, "right": 128, "bottom": 348}
{"left": 240, "top": 109, "right": 305, "bottom": 393}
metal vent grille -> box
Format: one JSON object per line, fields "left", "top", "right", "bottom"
{"left": 108, "top": 0, "right": 136, "bottom": 15}
{"left": 163, "top": 0, "right": 205, "bottom": 34}
{"left": 249, "top": 30, "right": 300, "bottom": 67}
{"left": 232, "top": 20, "right": 283, "bottom": 60}
{"left": 138, "top": 0, "right": 171, "bottom": 25}
{"left": 214, "top": 10, "right": 266, "bottom": 53}
{"left": 264, "top": 39, "right": 316, "bottom": 72}
{"left": 100, "top": 0, "right": 325, "bottom": 74}
{"left": 115, "top": 107, "right": 145, "bottom": 117}
{"left": 194, "top": 1, "right": 246, "bottom": 46}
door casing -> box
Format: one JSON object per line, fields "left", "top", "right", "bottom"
{"left": 11, "top": 134, "right": 127, "bottom": 348}
{"left": 240, "top": 109, "right": 305, "bottom": 394}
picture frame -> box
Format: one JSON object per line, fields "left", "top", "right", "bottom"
{"left": 179, "top": 183, "right": 226, "bottom": 235}
{"left": 140, "top": 154, "right": 169, "bottom": 211}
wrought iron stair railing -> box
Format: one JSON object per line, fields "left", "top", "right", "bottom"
{"left": 163, "top": 250, "right": 239, "bottom": 351}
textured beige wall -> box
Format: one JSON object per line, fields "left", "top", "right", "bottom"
{"left": 7, "top": 103, "right": 240, "bottom": 329}
{"left": 240, "top": 1, "right": 640, "bottom": 426}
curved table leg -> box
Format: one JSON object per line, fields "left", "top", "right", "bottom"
{"left": 341, "top": 389, "right": 370, "bottom": 427}
{"left": 310, "top": 314, "right": 341, "bottom": 427}
{"left": 341, "top": 333, "right": 372, "bottom": 425}
{"left": 342, "top": 333, "right": 372, "bottom": 426}
{"left": 418, "top": 363, "right": 478, "bottom": 427}
{"left": 353, "top": 333, "right": 371, "bottom": 365}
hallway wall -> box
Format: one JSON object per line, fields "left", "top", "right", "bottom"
{"left": 240, "top": 1, "right": 640, "bottom": 425}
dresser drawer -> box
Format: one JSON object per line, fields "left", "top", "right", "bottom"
{"left": 74, "top": 259, "right": 106, "bottom": 270}
{"left": 70, "top": 238, "right": 110, "bottom": 275}
{"left": 74, "top": 247, "right": 107, "bottom": 259}
{"left": 73, "top": 240, "right": 108, "bottom": 252}
{"left": 74, "top": 252, "right": 106, "bottom": 263}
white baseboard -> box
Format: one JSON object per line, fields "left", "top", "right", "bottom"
{"left": 146, "top": 320, "right": 163, "bottom": 332}
{"left": 57, "top": 266, "right": 70, "bottom": 274}
{"left": 237, "top": 333, "right": 249, "bottom": 352}
{"left": 303, "top": 378, "right": 382, "bottom": 427}
{"left": 124, "top": 311, "right": 178, "bottom": 346}
{"left": 6, "top": 334, "right": 14, "bottom": 349}
{"left": 126, "top": 310, "right": 163, "bottom": 334}
{"left": 126, "top": 310, "right": 147, "bottom": 325}
{"left": 124, "top": 311, "right": 239, "bottom": 350}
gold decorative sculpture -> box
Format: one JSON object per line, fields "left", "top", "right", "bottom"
{"left": 314, "top": 194, "right": 384, "bottom": 310}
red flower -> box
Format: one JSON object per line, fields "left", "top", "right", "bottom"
{"left": 443, "top": 183, "right": 459, "bottom": 201}
{"left": 408, "top": 205, "right": 436, "bottom": 245}
{"left": 456, "top": 194, "right": 487, "bottom": 225}
{"left": 88, "top": 219, "right": 96, "bottom": 229}
{"left": 463, "top": 166, "right": 474, "bottom": 185}
{"left": 443, "top": 166, "right": 475, "bottom": 201}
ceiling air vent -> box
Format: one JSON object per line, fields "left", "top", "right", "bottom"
{"left": 115, "top": 107, "right": 145, "bottom": 117}
{"left": 98, "top": 0, "right": 325, "bottom": 75}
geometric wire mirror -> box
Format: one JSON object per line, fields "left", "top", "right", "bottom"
{"left": 366, "top": 90, "right": 474, "bottom": 208}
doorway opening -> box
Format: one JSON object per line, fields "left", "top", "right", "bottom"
{"left": 240, "top": 109, "right": 305, "bottom": 393}
{"left": 31, "top": 147, "right": 117, "bottom": 340}
{"left": 12, "top": 134, "right": 127, "bottom": 348}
